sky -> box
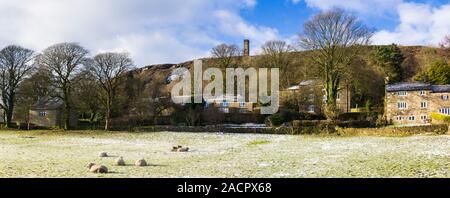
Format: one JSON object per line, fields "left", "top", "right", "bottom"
{"left": 0, "top": 0, "right": 449, "bottom": 67}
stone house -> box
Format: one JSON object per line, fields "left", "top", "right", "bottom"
{"left": 385, "top": 82, "right": 450, "bottom": 125}
{"left": 29, "top": 97, "right": 78, "bottom": 128}
{"left": 280, "top": 80, "right": 352, "bottom": 114}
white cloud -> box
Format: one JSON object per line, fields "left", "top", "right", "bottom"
{"left": 213, "top": 10, "right": 279, "bottom": 53}
{"left": 300, "top": 0, "right": 402, "bottom": 16}
{"left": 0, "top": 0, "right": 278, "bottom": 66}
{"left": 372, "top": 2, "right": 450, "bottom": 46}
{"left": 297, "top": 0, "right": 450, "bottom": 46}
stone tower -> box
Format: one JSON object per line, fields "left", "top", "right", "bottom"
{"left": 243, "top": 39, "right": 250, "bottom": 57}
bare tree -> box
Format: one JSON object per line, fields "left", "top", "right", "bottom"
{"left": 299, "top": 9, "right": 373, "bottom": 120}
{"left": 37, "top": 43, "right": 88, "bottom": 130}
{"left": 261, "top": 40, "right": 295, "bottom": 88}
{"left": 211, "top": 43, "right": 241, "bottom": 68}
{"left": 439, "top": 35, "right": 450, "bottom": 49}
{"left": 88, "top": 52, "right": 133, "bottom": 131}
{"left": 73, "top": 71, "right": 101, "bottom": 129}
{"left": 0, "top": 45, "right": 34, "bottom": 128}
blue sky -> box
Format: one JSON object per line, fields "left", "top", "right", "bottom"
{"left": 0, "top": 0, "right": 449, "bottom": 66}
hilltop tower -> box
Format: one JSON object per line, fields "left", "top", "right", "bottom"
{"left": 243, "top": 39, "right": 250, "bottom": 57}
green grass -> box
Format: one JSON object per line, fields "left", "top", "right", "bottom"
{"left": 248, "top": 140, "right": 271, "bottom": 146}
{"left": 0, "top": 130, "right": 449, "bottom": 178}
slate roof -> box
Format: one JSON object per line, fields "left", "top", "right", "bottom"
{"left": 386, "top": 82, "right": 431, "bottom": 92}
{"left": 386, "top": 82, "right": 450, "bottom": 93}
{"left": 431, "top": 85, "right": 450, "bottom": 93}
{"left": 299, "top": 80, "right": 317, "bottom": 86}
{"left": 31, "top": 97, "right": 64, "bottom": 110}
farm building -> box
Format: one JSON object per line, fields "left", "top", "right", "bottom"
{"left": 385, "top": 82, "right": 450, "bottom": 125}
{"left": 29, "top": 97, "right": 78, "bottom": 128}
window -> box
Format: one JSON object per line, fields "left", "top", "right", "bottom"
{"left": 239, "top": 102, "right": 246, "bottom": 108}
{"left": 336, "top": 92, "right": 341, "bottom": 100}
{"left": 221, "top": 108, "right": 230, "bottom": 114}
{"left": 442, "top": 95, "right": 449, "bottom": 101}
{"left": 308, "top": 105, "right": 315, "bottom": 113}
{"left": 222, "top": 101, "right": 229, "bottom": 107}
{"left": 439, "top": 108, "right": 450, "bottom": 115}
{"left": 419, "top": 91, "right": 426, "bottom": 96}
{"left": 420, "top": 115, "right": 428, "bottom": 120}
{"left": 398, "top": 102, "right": 407, "bottom": 109}
{"left": 396, "top": 116, "right": 403, "bottom": 121}
{"left": 397, "top": 91, "right": 407, "bottom": 96}
{"left": 420, "top": 101, "right": 428, "bottom": 109}
{"left": 408, "top": 116, "right": 415, "bottom": 121}
{"left": 39, "top": 111, "right": 47, "bottom": 117}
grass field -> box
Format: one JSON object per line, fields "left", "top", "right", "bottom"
{"left": 0, "top": 130, "right": 449, "bottom": 178}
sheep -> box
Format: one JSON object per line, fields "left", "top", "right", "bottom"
{"left": 115, "top": 156, "right": 126, "bottom": 166}
{"left": 89, "top": 164, "right": 108, "bottom": 174}
{"left": 135, "top": 158, "right": 148, "bottom": 167}
{"left": 98, "top": 152, "right": 108, "bottom": 157}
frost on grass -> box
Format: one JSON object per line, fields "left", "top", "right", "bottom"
{"left": 0, "top": 130, "right": 448, "bottom": 178}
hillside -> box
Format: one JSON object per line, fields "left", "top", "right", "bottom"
{"left": 127, "top": 45, "right": 448, "bottom": 107}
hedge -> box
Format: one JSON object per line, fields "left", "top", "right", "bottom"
{"left": 133, "top": 123, "right": 448, "bottom": 136}
{"left": 336, "top": 124, "right": 448, "bottom": 136}
{"left": 431, "top": 113, "right": 450, "bottom": 123}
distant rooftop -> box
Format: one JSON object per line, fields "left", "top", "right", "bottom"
{"left": 386, "top": 82, "right": 450, "bottom": 93}
{"left": 431, "top": 85, "right": 450, "bottom": 93}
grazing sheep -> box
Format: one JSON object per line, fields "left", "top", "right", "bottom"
{"left": 86, "top": 162, "right": 96, "bottom": 170}
{"left": 115, "top": 156, "right": 126, "bottom": 166}
{"left": 99, "top": 152, "right": 108, "bottom": 157}
{"left": 172, "top": 145, "right": 189, "bottom": 152}
{"left": 172, "top": 145, "right": 182, "bottom": 152}
{"left": 90, "top": 165, "right": 108, "bottom": 173}
{"left": 135, "top": 158, "right": 147, "bottom": 167}
{"left": 178, "top": 147, "right": 189, "bottom": 152}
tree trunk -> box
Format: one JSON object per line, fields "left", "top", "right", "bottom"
{"left": 89, "top": 112, "right": 96, "bottom": 130}
{"left": 64, "top": 104, "right": 71, "bottom": 130}
{"left": 104, "top": 108, "right": 110, "bottom": 131}
{"left": 324, "top": 76, "right": 339, "bottom": 121}
{"left": 5, "top": 93, "right": 15, "bottom": 128}
{"left": 5, "top": 109, "right": 13, "bottom": 128}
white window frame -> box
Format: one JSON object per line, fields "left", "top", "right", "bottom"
{"left": 397, "top": 91, "right": 408, "bottom": 96}
{"left": 419, "top": 90, "right": 426, "bottom": 96}
{"left": 420, "top": 115, "right": 428, "bottom": 120}
{"left": 439, "top": 108, "right": 450, "bottom": 115}
{"left": 308, "top": 105, "right": 315, "bottom": 113}
{"left": 39, "top": 111, "right": 47, "bottom": 117}
{"left": 442, "top": 95, "right": 449, "bottom": 101}
{"left": 420, "top": 101, "right": 428, "bottom": 109}
{"left": 408, "top": 116, "right": 415, "bottom": 121}
{"left": 398, "top": 102, "right": 407, "bottom": 109}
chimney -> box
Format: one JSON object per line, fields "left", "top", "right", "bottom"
{"left": 243, "top": 39, "right": 250, "bottom": 57}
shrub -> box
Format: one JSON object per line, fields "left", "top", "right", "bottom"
{"left": 336, "top": 124, "right": 448, "bottom": 136}
{"left": 431, "top": 113, "right": 450, "bottom": 123}
{"left": 265, "top": 113, "right": 285, "bottom": 127}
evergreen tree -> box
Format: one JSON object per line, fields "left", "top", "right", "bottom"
{"left": 370, "top": 44, "right": 405, "bottom": 83}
